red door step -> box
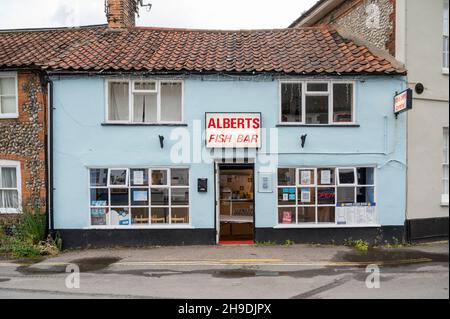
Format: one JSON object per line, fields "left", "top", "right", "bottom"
{"left": 218, "top": 240, "right": 255, "bottom": 245}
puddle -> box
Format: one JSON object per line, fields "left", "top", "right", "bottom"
{"left": 337, "top": 248, "right": 449, "bottom": 267}
{"left": 17, "top": 256, "right": 121, "bottom": 275}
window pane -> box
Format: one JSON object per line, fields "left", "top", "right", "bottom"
{"left": 151, "top": 207, "right": 169, "bottom": 224}
{"left": 134, "top": 81, "right": 156, "bottom": 91}
{"left": 0, "top": 96, "right": 16, "bottom": 114}
{"left": 278, "top": 168, "right": 296, "bottom": 186}
{"left": 90, "top": 169, "right": 108, "bottom": 186}
{"left": 171, "top": 169, "right": 189, "bottom": 186}
{"left": 337, "top": 187, "right": 355, "bottom": 204}
{"left": 1, "top": 167, "right": 17, "bottom": 188}
{"left": 171, "top": 188, "right": 189, "bottom": 206}
{"left": 318, "top": 168, "right": 335, "bottom": 185}
{"left": 152, "top": 170, "right": 167, "bottom": 185}
{"left": 0, "top": 191, "right": 2, "bottom": 208}
{"left": 172, "top": 207, "right": 189, "bottom": 224}
{"left": 357, "top": 186, "right": 375, "bottom": 203}
{"left": 90, "top": 188, "right": 108, "bottom": 206}
{"left": 317, "top": 187, "right": 335, "bottom": 205}
{"left": 2, "top": 190, "right": 18, "bottom": 208}
{"left": 306, "top": 96, "right": 329, "bottom": 124}
{"left": 131, "top": 189, "right": 149, "bottom": 206}
{"left": 298, "top": 187, "right": 316, "bottom": 205}
{"left": 108, "top": 82, "right": 129, "bottom": 121}
{"left": 131, "top": 207, "right": 149, "bottom": 225}
{"left": 110, "top": 188, "right": 129, "bottom": 206}
{"left": 133, "top": 93, "right": 157, "bottom": 123}
{"left": 339, "top": 168, "right": 356, "bottom": 185}
{"left": 318, "top": 206, "right": 335, "bottom": 223}
{"left": 299, "top": 169, "right": 315, "bottom": 185}
{"left": 0, "top": 77, "right": 15, "bottom": 95}
{"left": 357, "top": 167, "right": 374, "bottom": 185}
{"left": 281, "top": 83, "right": 302, "bottom": 123}
{"left": 298, "top": 206, "right": 316, "bottom": 223}
{"left": 110, "top": 207, "right": 130, "bottom": 226}
{"left": 130, "top": 169, "right": 149, "bottom": 186}
{"left": 110, "top": 169, "right": 127, "bottom": 186}
{"left": 91, "top": 208, "right": 109, "bottom": 226}
{"left": 333, "top": 83, "right": 353, "bottom": 123}
{"left": 151, "top": 188, "right": 169, "bottom": 205}
{"left": 161, "top": 82, "right": 182, "bottom": 122}
{"left": 307, "top": 82, "right": 328, "bottom": 92}
{"left": 278, "top": 187, "right": 296, "bottom": 205}
{"left": 278, "top": 207, "right": 296, "bottom": 224}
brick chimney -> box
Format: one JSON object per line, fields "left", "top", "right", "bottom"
{"left": 106, "top": 0, "right": 139, "bottom": 29}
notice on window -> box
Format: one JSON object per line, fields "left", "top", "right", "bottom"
{"left": 300, "top": 189, "right": 311, "bottom": 203}
{"left": 336, "top": 207, "right": 347, "bottom": 225}
{"left": 282, "top": 211, "right": 292, "bottom": 224}
{"left": 283, "top": 193, "right": 289, "bottom": 201}
{"left": 300, "top": 171, "right": 311, "bottom": 185}
{"left": 321, "top": 170, "right": 331, "bottom": 185}
{"left": 133, "top": 171, "right": 144, "bottom": 185}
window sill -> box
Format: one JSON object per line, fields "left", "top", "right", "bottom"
{"left": 0, "top": 114, "right": 19, "bottom": 120}
{"left": 276, "top": 124, "right": 360, "bottom": 128}
{"left": 274, "top": 224, "right": 381, "bottom": 229}
{"left": 84, "top": 225, "right": 194, "bottom": 230}
{"left": 443, "top": 68, "right": 449, "bottom": 75}
{"left": 101, "top": 123, "right": 188, "bottom": 127}
{"left": 0, "top": 210, "right": 21, "bottom": 214}
{"left": 441, "top": 202, "right": 449, "bottom": 207}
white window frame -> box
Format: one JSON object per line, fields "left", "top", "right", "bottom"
{"left": 279, "top": 80, "right": 356, "bottom": 125}
{"left": 276, "top": 166, "right": 378, "bottom": 228}
{"left": 444, "top": 0, "right": 449, "bottom": 74}
{"left": 105, "top": 79, "right": 184, "bottom": 124}
{"left": 0, "top": 160, "right": 22, "bottom": 214}
{"left": 88, "top": 167, "right": 191, "bottom": 228}
{"left": 0, "top": 72, "right": 19, "bottom": 119}
{"left": 337, "top": 167, "right": 357, "bottom": 186}
{"left": 443, "top": 127, "right": 449, "bottom": 205}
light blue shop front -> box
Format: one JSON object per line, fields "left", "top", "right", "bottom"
{"left": 51, "top": 74, "right": 406, "bottom": 247}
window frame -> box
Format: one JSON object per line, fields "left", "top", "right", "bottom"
{"left": 0, "top": 160, "right": 22, "bottom": 214}
{"left": 279, "top": 80, "right": 356, "bottom": 126}
{"left": 444, "top": 0, "right": 449, "bottom": 74}
{"left": 105, "top": 79, "right": 184, "bottom": 125}
{"left": 0, "top": 72, "right": 19, "bottom": 119}
{"left": 276, "top": 166, "right": 377, "bottom": 227}
{"left": 88, "top": 167, "right": 191, "bottom": 228}
{"left": 443, "top": 127, "right": 449, "bottom": 205}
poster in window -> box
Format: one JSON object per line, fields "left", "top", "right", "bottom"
{"left": 356, "top": 206, "right": 366, "bottom": 224}
{"left": 283, "top": 193, "right": 289, "bottom": 201}
{"left": 365, "top": 204, "right": 377, "bottom": 224}
{"left": 345, "top": 206, "right": 356, "bottom": 225}
{"left": 282, "top": 211, "right": 292, "bottom": 224}
{"left": 133, "top": 190, "right": 148, "bottom": 202}
{"left": 336, "top": 206, "right": 347, "bottom": 225}
{"left": 133, "top": 170, "right": 144, "bottom": 185}
{"left": 300, "top": 189, "right": 311, "bottom": 203}
{"left": 300, "top": 171, "right": 312, "bottom": 185}
{"left": 321, "top": 170, "right": 331, "bottom": 185}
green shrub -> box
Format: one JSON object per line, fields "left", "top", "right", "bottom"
{"left": 284, "top": 240, "right": 295, "bottom": 247}
{"left": 344, "top": 238, "right": 370, "bottom": 252}
{"left": 17, "top": 208, "right": 46, "bottom": 244}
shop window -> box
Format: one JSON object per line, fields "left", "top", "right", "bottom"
{"left": 89, "top": 168, "right": 190, "bottom": 226}
{"left": 0, "top": 161, "right": 21, "bottom": 213}
{"left": 280, "top": 83, "right": 302, "bottom": 123}
{"left": 443, "top": 128, "right": 449, "bottom": 204}
{"left": 277, "top": 166, "right": 376, "bottom": 225}
{"left": 280, "top": 81, "right": 354, "bottom": 125}
{"left": 107, "top": 80, "right": 183, "bottom": 124}
{"left": 0, "top": 73, "right": 18, "bottom": 118}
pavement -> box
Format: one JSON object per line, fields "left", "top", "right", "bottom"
{"left": 0, "top": 241, "right": 448, "bottom": 299}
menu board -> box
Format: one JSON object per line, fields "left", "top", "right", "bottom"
{"left": 335, "top": 203, "right": 377, "bottom": 225}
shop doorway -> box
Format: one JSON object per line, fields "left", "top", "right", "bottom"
{"left": 216, "top": 164, "right": 255, "bottom": 244}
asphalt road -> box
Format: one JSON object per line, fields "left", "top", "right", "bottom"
{"left": 0, "top": 243, "right": 448, "bottom": 299}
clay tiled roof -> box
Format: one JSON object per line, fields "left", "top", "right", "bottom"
{"left": 0, "top": 25, "right": 405, "bottom": 75}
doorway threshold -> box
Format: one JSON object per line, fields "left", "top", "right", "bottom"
{"left": 218, "top": 240, "right": 255, "bottom": 245}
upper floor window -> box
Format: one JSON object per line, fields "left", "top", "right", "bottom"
{"left": 0, "top": 160, "right": 21, "bottom": 214}
{"left": 106, "top": 80, "right": 183, "bottom": 124}
{"left": 443, "top": 128, "right": 449, "bottom": 205}
{"left": 280, "top": 81, "right": 354, "bottom": 125}
{"left": 0, "top": 73, "right": 18, "bottom": 119}
{"left": 444, "top": 0, "right": 449, "bottom": 73}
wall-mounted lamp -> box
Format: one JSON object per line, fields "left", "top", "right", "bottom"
{"left": 301, "top": 134, "right": 307, "bottom": 149}
{"left": 158, "top": 135, "right": 164, "bottom": 149}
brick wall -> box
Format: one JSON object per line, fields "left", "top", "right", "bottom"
{"left": 106, "top": 0, "right": 138, "bottom": 29}
{"left": 0, "top": 71, "right": 47, "bottom": 225}
{"left": 304, "top": 0, "right": 396, "bottom": 56}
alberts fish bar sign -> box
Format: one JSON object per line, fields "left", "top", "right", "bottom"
{"left": 206, "top": 113, "right": 261, "bottom": 148}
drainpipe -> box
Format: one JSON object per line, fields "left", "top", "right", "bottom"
{"left": 44, "top": 76, "right": 55, "bottom": 235}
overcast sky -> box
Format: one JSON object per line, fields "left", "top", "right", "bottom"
{"left": 0, "top": 0, "right": 318, "bottom": 30}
